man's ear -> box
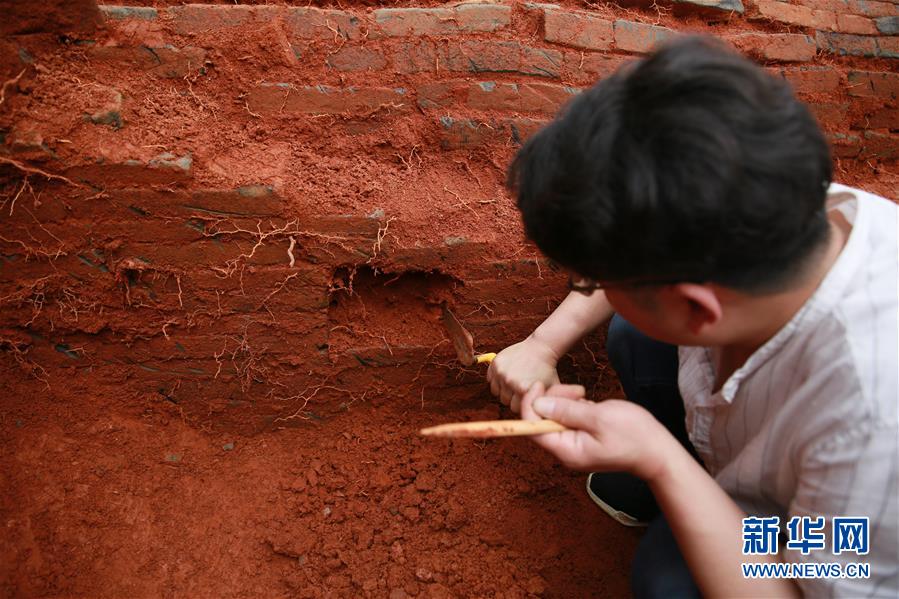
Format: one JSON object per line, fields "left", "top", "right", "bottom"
{"left": 670, "top": 283, "right": 723, "bottom": 335}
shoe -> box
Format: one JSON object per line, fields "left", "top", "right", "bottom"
{"left": 586, "top": 472, "right": 659, "bottom": 527}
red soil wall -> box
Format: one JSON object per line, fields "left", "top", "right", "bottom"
{"left": 2, "top": 0, "right": 896, "bottom": 434}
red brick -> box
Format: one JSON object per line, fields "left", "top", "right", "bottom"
{"left": 87, "top": 331, "right": 252, "bottom": 364}
{"left": 416, "top": 81, "right": 577, "bottom": 113}
{"left": 671, "top": 0, "right": 746, "bottom": 16}
{"left": 2, "top": 187, "right": 76, "bottom": 223}
{"left": 167, "top": 5, "right": 282, "bottom": 34}
{"left": 613, "top": 20, "right": 678, "bottom": 53}
{"left": 0, "top": 254, "right": 60, "bottom": 285}
{"left": 755, "top": 1, "right": 837, "bottom": 30}
{"left": 778, "top": 66, "right": 842, "bottom": 94}
{"left": 836, "top": 13, "right": 879, "bottom": 34}
{"left": 466, "top": 81, "right": 580, "bottom": 114}
{"left": 852, "top": 106, "right": 899, "bottom": 129}
{"left": 516, "top": 44, "right": 564, "bottom": 78}
{"left": 794, "top": 0, "right": 849, "bottom": 12}
{"left": 246, "top": 84, "right": 410, "bottom": 115}
{"left": 437, "top": 116, "right": 548, "bottom": 149}
{"left": 454, "top": 3, "right": 513, "bottom": 30}
{"left": 877, "top": 15, "right": 899, "bottom": 33}
{"left": 284, "top": 7, "right": 364, "bottom": 41}
{"left": 827, "top": 132, "right": 862, "bottom": 159}
{"left": 0, "top": 0, "right": 100, "bottom": 35}
{"left": 816, "top": 31, "right": 878, "bottom": 57}
{"left": 847, "top": 70, "right": 899, "bottom": 98}
{"left": 144, "top": 211, "right": 380, "bottom": 248}
{"left": 185, "top": 268, "right": 332, "bottom": 315}
{"left": 728, "top": 33, "right": 816, "bottom": 62}
{"left": 393, "top": 40, "right": 562, "bottom": 78}
{"left": 100, "top": 6, "right": 159, "bottom": 21}
{"left": 847, "top": 0, "right": 898, "bottom": 18}
{"left": 382, "top": 239, "right": 494, "bottom": 272}
{"left": 416, "top": 81, "right": 457, "bottom": 109}
{"left": 466, "top": 316, "right": 549, "bottom": 351}
{"left": 807, "top": 102, "right": 849, "bottom": 128}
{"left": 184, "top": 187, "right": 284, "bottom": 218}
{"left": 391, "top": 39, "right": 440, "bottom": 74}
{"left": 108, "top": 212, "right": 379, "bottom": 270}
{"left": 65, "top": 153, "right": 192, "bottom": 188}
{"left": 326, "top": 47, "right": 387, "bottom": 71}
{"left": 103, "top": 188, "right": 283, "bottom": 221}
{"left": 878, "top": 36, "right": 899, "bottom": 57}
{"left": 543, "top": 9, "right": 614, "bottom": 51}
{"left": 329, "top": 346, "right": 461, "bottom": 392}
{"left": 447, "top": 41, "right": 562, "bottom": 78}
{"left": 89, "top": 45, "right": 206, "bottom": 78}
{"left": 109, "top": 239, "right": 288, "bottom": 271}
{"left": 459, "top": 257, "right": 562, "bottom": 282}
{"left": 372, "top": 4, "right": 510, "bottom": 36}
{"left": 438, "top": 115, "right": 489, "bottom": 149}
{"left": 456, "top": 295, "right": 558, "bottom": 324}
{"left": 562, "top": 52, "right": 627, "bottom": 82}
{"left": 81, "top": 266, "right": 331, "bottom": 320}
{"left": 86, "top": 219, "right": 208, "bottom": 246}
{"left": 860, "top": 131, "right": 899, "bottom": 160}
{"left": 447, "top": 40, "right": 521, "bottom": 73}
{"left": 465, "top": 276, "right": 566, "bottom": 304}
{"left": 297, "top": 214, "right": 382, "bottom": 239}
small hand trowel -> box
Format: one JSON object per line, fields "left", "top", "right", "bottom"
{"left": 440, "top": 303, "right": 496, "bottom": 367}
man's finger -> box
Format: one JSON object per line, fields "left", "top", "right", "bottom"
{"left": 510, "top": 392, "right": 522, "bottom": 414}
{"left": 490, "top": 376, "right": 502, "bottom": 401}
{"left": 520, "top": 381, "right": 545, "bottom": 421}
{"left": 522, "top": 398, "right": 592, "bottom": 467}
{"left": 500, "top": 383, "right": 514, "bottom": 409}
{"left": 545, "top": 384, "right": 586, "bottom": 399}
{"left": 532, "top": 395, "right": 597, "bottom": 432}
{"left": 520, "top": 381, "right": 547, "bottom": 422}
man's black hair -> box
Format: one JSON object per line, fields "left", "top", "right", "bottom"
{"left": 508, "top": 36, "right": 832, "bottom": 292}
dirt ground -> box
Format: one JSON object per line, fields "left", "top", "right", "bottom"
{"left": 0, "top": 362, "right": 637, "bottom": 598}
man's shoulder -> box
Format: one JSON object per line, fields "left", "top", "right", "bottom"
{"left": 829, "top": 182, "right": 896, "bottom": 207}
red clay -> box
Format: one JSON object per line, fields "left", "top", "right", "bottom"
{"left": 0, "top": 367, "right": 636, "bottom": 598}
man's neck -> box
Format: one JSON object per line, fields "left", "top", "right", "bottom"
{"left": 717, "top": 218, "right": 849, "bottom": 386}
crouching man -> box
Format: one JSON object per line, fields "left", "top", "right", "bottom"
{"left": 490, "top": 36, "right": 898, "bottom": 598}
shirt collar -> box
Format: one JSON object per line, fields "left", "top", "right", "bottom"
{"left": 713, "top": 187, "right": 866, "bottom": 403}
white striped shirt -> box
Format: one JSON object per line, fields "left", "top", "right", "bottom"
{"left": 678, "top": 184, "right": 898, "bottom": 598}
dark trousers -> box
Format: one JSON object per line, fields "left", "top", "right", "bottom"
{"left": 605, "top": 314, "right": 701, "bottom": 599}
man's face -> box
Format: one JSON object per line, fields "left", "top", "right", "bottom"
{"left": 605, "top": 287, "right": 676, "bottom": 344}
{"left": 604, "top": 285, "right": 720, "bottom": 347}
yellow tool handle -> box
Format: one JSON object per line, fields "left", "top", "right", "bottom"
{"left": 475, "top": 352, "right": 496, "bottom": 364}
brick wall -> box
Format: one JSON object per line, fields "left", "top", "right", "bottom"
{"left": 1, "top": 1, "right": 896, "bottom": 433}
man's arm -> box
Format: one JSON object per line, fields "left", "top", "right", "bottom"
{"left": 520, "top": 383, "right": 800, "bottom": 598}
{"left": 786, "top": 422, "right": 898, "bottom": 598}
{"left": 650, "top": 439, "right": 799, "bottom": 598}
{"left": 529, "top": 290, "right": 614, "bottom": 358}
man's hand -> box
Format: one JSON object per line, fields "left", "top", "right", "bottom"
{"left": 522, "top": 382, "right": 799, "bottom": 597}
{"left": 520, "top": 381, "right": 677, "bottom": 482}
{"left": 486, "top": 337, "right": 560, "bottom": 413}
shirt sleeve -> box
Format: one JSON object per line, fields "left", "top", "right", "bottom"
{"left": 788, "top": 420, "right": 899, "bottom": 598}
